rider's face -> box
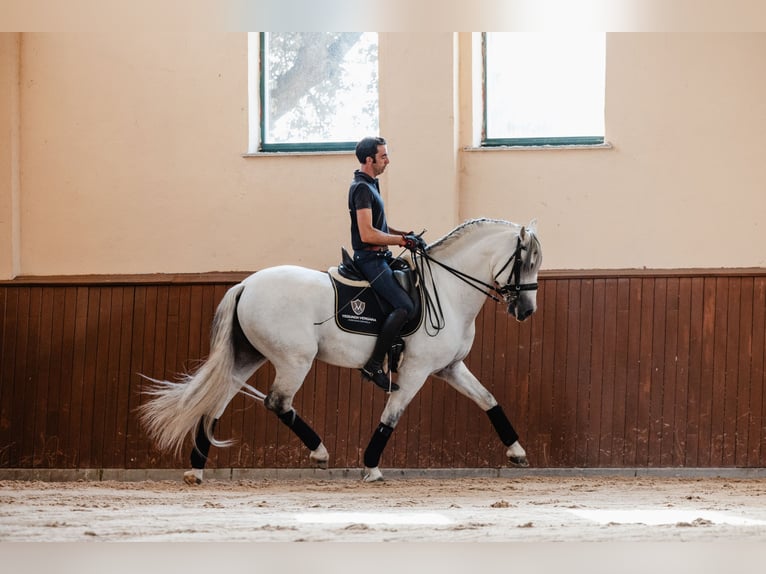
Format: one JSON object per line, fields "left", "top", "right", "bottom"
{"left": 371, "top": 145, "right": 390, "bottom": 176}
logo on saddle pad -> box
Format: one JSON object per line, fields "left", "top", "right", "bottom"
{"left": 350, "top": 299, "right": 366, "bottom": 316}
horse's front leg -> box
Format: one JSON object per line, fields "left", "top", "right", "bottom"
{"left": 434, "top": 360, "right": 529, "bottom": 468}
{"left": 361, "top": 375, "right": 427, "bottom": 482}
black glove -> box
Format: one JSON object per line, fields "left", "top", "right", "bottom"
{"left": 402, "top": 233, "right": 427, "bottom": 252}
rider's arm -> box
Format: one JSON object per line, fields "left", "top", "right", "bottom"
{"left": 356, "top": 208, "right": 407, "bottom": 247}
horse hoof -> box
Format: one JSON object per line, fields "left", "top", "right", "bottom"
{"left": 183, "top": 469, "right": 203, "bottom": 485}
{"left": 509, "top": 456, "right": 529, "bottom": 468}
{"left": 310, "top": 444, "right": 329, "bottom": 469}
{"left": 363, "top": 467, "right": 384, "bottom": 482}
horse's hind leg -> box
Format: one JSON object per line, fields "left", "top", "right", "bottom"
{"left": 264, "top": 359, "right": 329, "bottom": 469}
{"left": 434, "top": 360, "right": 529, "bottom": 467}
{"left": 184, "top": 316, "right": 268, "bottom": 485}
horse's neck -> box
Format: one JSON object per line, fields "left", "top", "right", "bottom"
{"left": 428, "top": 225, "right": 512, "bottom": 313}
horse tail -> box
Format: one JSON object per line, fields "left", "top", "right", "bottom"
{"left": 138, "top": 282, "right": 249, "bottom": 458}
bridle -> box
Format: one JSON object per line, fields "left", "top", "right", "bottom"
{"left": 491, "top": 236, "right": 539, "bottom": 305}
{"left": 409, "top": 234, "right": 539, "bottom": 335}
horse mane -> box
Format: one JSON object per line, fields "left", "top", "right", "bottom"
{"left": 427, "top": 218, "right": 523, "bottom": 253}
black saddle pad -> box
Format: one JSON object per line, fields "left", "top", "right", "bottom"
{"left": 329, "top": 273, "right": 422, "bottom": 337}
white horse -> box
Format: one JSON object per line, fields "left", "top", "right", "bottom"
{"left": 139, "top": 218, "right": 542, "bottom": 483}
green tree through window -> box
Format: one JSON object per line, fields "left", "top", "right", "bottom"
{"left": 259, "top": 33, "right": 379, "bottom": 151}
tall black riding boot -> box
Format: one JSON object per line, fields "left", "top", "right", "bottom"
{"left": 361, "top": 308, "right": 408, "bottom": 392}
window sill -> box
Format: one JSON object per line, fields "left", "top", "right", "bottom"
{"left": 242, "top": 150, "right": 353, "bottom": 158}
{"left": 464, "top": 141, "right": 613, "bottom": 152}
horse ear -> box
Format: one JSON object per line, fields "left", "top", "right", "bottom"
{"left": 528, "top": 219, "right": 538, "bottom": 233}
{"left": 520, "top": 226, "right": 527, "bottom": 241}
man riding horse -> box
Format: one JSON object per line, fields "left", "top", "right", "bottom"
{"left": 348, "top": 136, "right": 426, "bottom": 392}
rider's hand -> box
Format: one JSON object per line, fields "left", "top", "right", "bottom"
{"left": 402, "top": 233, "right": 426, "bottom": 252}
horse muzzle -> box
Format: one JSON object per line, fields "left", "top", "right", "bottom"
{"left": 508, "top": 297, "right": 536, "bottom": 322}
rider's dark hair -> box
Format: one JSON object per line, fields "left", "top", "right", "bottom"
{"left": 355, "top": 136, "right": 387, "bottom": 164}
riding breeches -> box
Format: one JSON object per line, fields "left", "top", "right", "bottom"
{"left": 353, "top": 250, "right": 416, "bottom": 320}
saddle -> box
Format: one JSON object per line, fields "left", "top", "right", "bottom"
{"left": 328, "top": 248, "right": 423, "bottom": 371}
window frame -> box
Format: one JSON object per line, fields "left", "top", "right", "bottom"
{"left": 481, "top": 32, "right": 606, "bottom": 148}
{"left": 257, "top": 32, "right": 377, "bottom": 153}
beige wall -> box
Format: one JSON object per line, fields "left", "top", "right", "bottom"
{"left": 2, "top": 32, "right": 765, "bottom": 278}
{"left": 0, "top": 33, "right": 20, "bottom": 279}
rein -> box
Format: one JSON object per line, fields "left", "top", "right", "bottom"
{"left": 411, "top": 236, "right": 538, "bottom": 335}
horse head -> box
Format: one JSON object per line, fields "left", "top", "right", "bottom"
{"left": 498, "top": 221, "right": 542, "bottom": 322}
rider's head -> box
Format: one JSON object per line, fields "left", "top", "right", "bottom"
{"left": 355, "top": 136, "right": 387, "bottom": 165}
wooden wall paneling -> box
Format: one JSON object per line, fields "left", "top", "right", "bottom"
{"left": 748, "top": 278, "right": 765, "bottom": 467}
{"left": 46, "top": 288, "right": 68, "bottom": 468}
{"left": 48, "top": 288, "right": 71, "bottom": 468}
{"left": 160, "top": 286, "right": 181, "bottom": 465}
{"left": 439, "top": 369, "right": 458, "bottom": 468}
{"left": 14, "top": 287, "right": 32, "bottom": 467}
{"left": 575, "top": 278, "right": 594, "bottom": 467}
{"left": 514, "top": 312, "right": 533, "bottom": 466}
{"left": 0, "top": 288, "right": 17, "bottom": 467}
{"left": 635, "top": 278, "right": 654, "bottom": 467}
{"left": 660, "top": 278, "right": 680, "bottom": 467}
{"left": 710, "top": 277, "right": 729, "bottom": 466}
{"left": 735, "top": 278, "right": 754, "bottom": 467}
{"left": 334, "top": 364, "right": 351, "bottom": 467}
{"left": 415, "top": 366, "right": 434, "bottom": 468}
{"left": 19, "top": 287, "right": 39, "bottom": 467}
{"left": 697, "top": 278, "right": 717, "bottom": 467}
{"left": 622, "top": 278, "right": 642, "bottom": 466}
{"left": 672, "top": 278, "right": 691, "bottom": 466}
{"left": 4, "top": 269, "right": 766, "bottom": 471}
{"left": 345, "top": 364, "right": 363, "bottom": 469}
{"left": 598, "top": 279, "right": 618, "bottom": 467}
{"left": 549, "top": 279, "right": 569, "bottom": 466}
{"left": 610, "top": 278, "right": 630, "bottom": 467}
{"left": 586, "top": 279, "right": 605, "bottom": 467}
{"left": 722, "top": 278, "right": 742, "bottom": 466}
{"left": 113, "top": 287, "right": 135, "bottom": 468}
{"left": 149, "top": 286, "right": 172, "bottom": 468}
{"left": 89, "top": 287, "right": 111, "bottom": 468}
{"left": 648, "top": 278, "right": 667, "bottom": 467}
{"left": 30, "top": 287, "right": 53, "bottom": 468}
{"left": 685, "top": 278, "right": 705, "bottom": 466}
{"left": 137, "top": 286, "right": 159, "bottom": 468}
{"left": 526, "top": 282, "right": 545, "bottom": 467}
{"left": 126, "top": 286, "right": 147, "bottom": 469}
{"left": 66, "top": 287, "right": 88, "bottom": 468}
{"left": 536, "top": 278, "right": 558, "bottom": 467}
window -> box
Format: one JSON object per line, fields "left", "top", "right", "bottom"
{"left": 255, "top": 32, "right": 379, "bottom": 152}
{"left": 483, "top": 32, "right": 606, "bottom": 146}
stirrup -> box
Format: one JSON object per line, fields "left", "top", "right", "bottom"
{"left": 360, "top": 363, "right": 399, "bottom": 392}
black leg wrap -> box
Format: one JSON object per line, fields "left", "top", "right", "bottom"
{"left": 486, "top": 405, "right": 519, "bottom": 447}
{"left": 363, "top": 423, "right": 394, "bottom": 468}
{"left": 190, "top": 417, "right": 218, "bottom": 469}
{"left": 278, "top": 409, "right": 322, "bottom": 451}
